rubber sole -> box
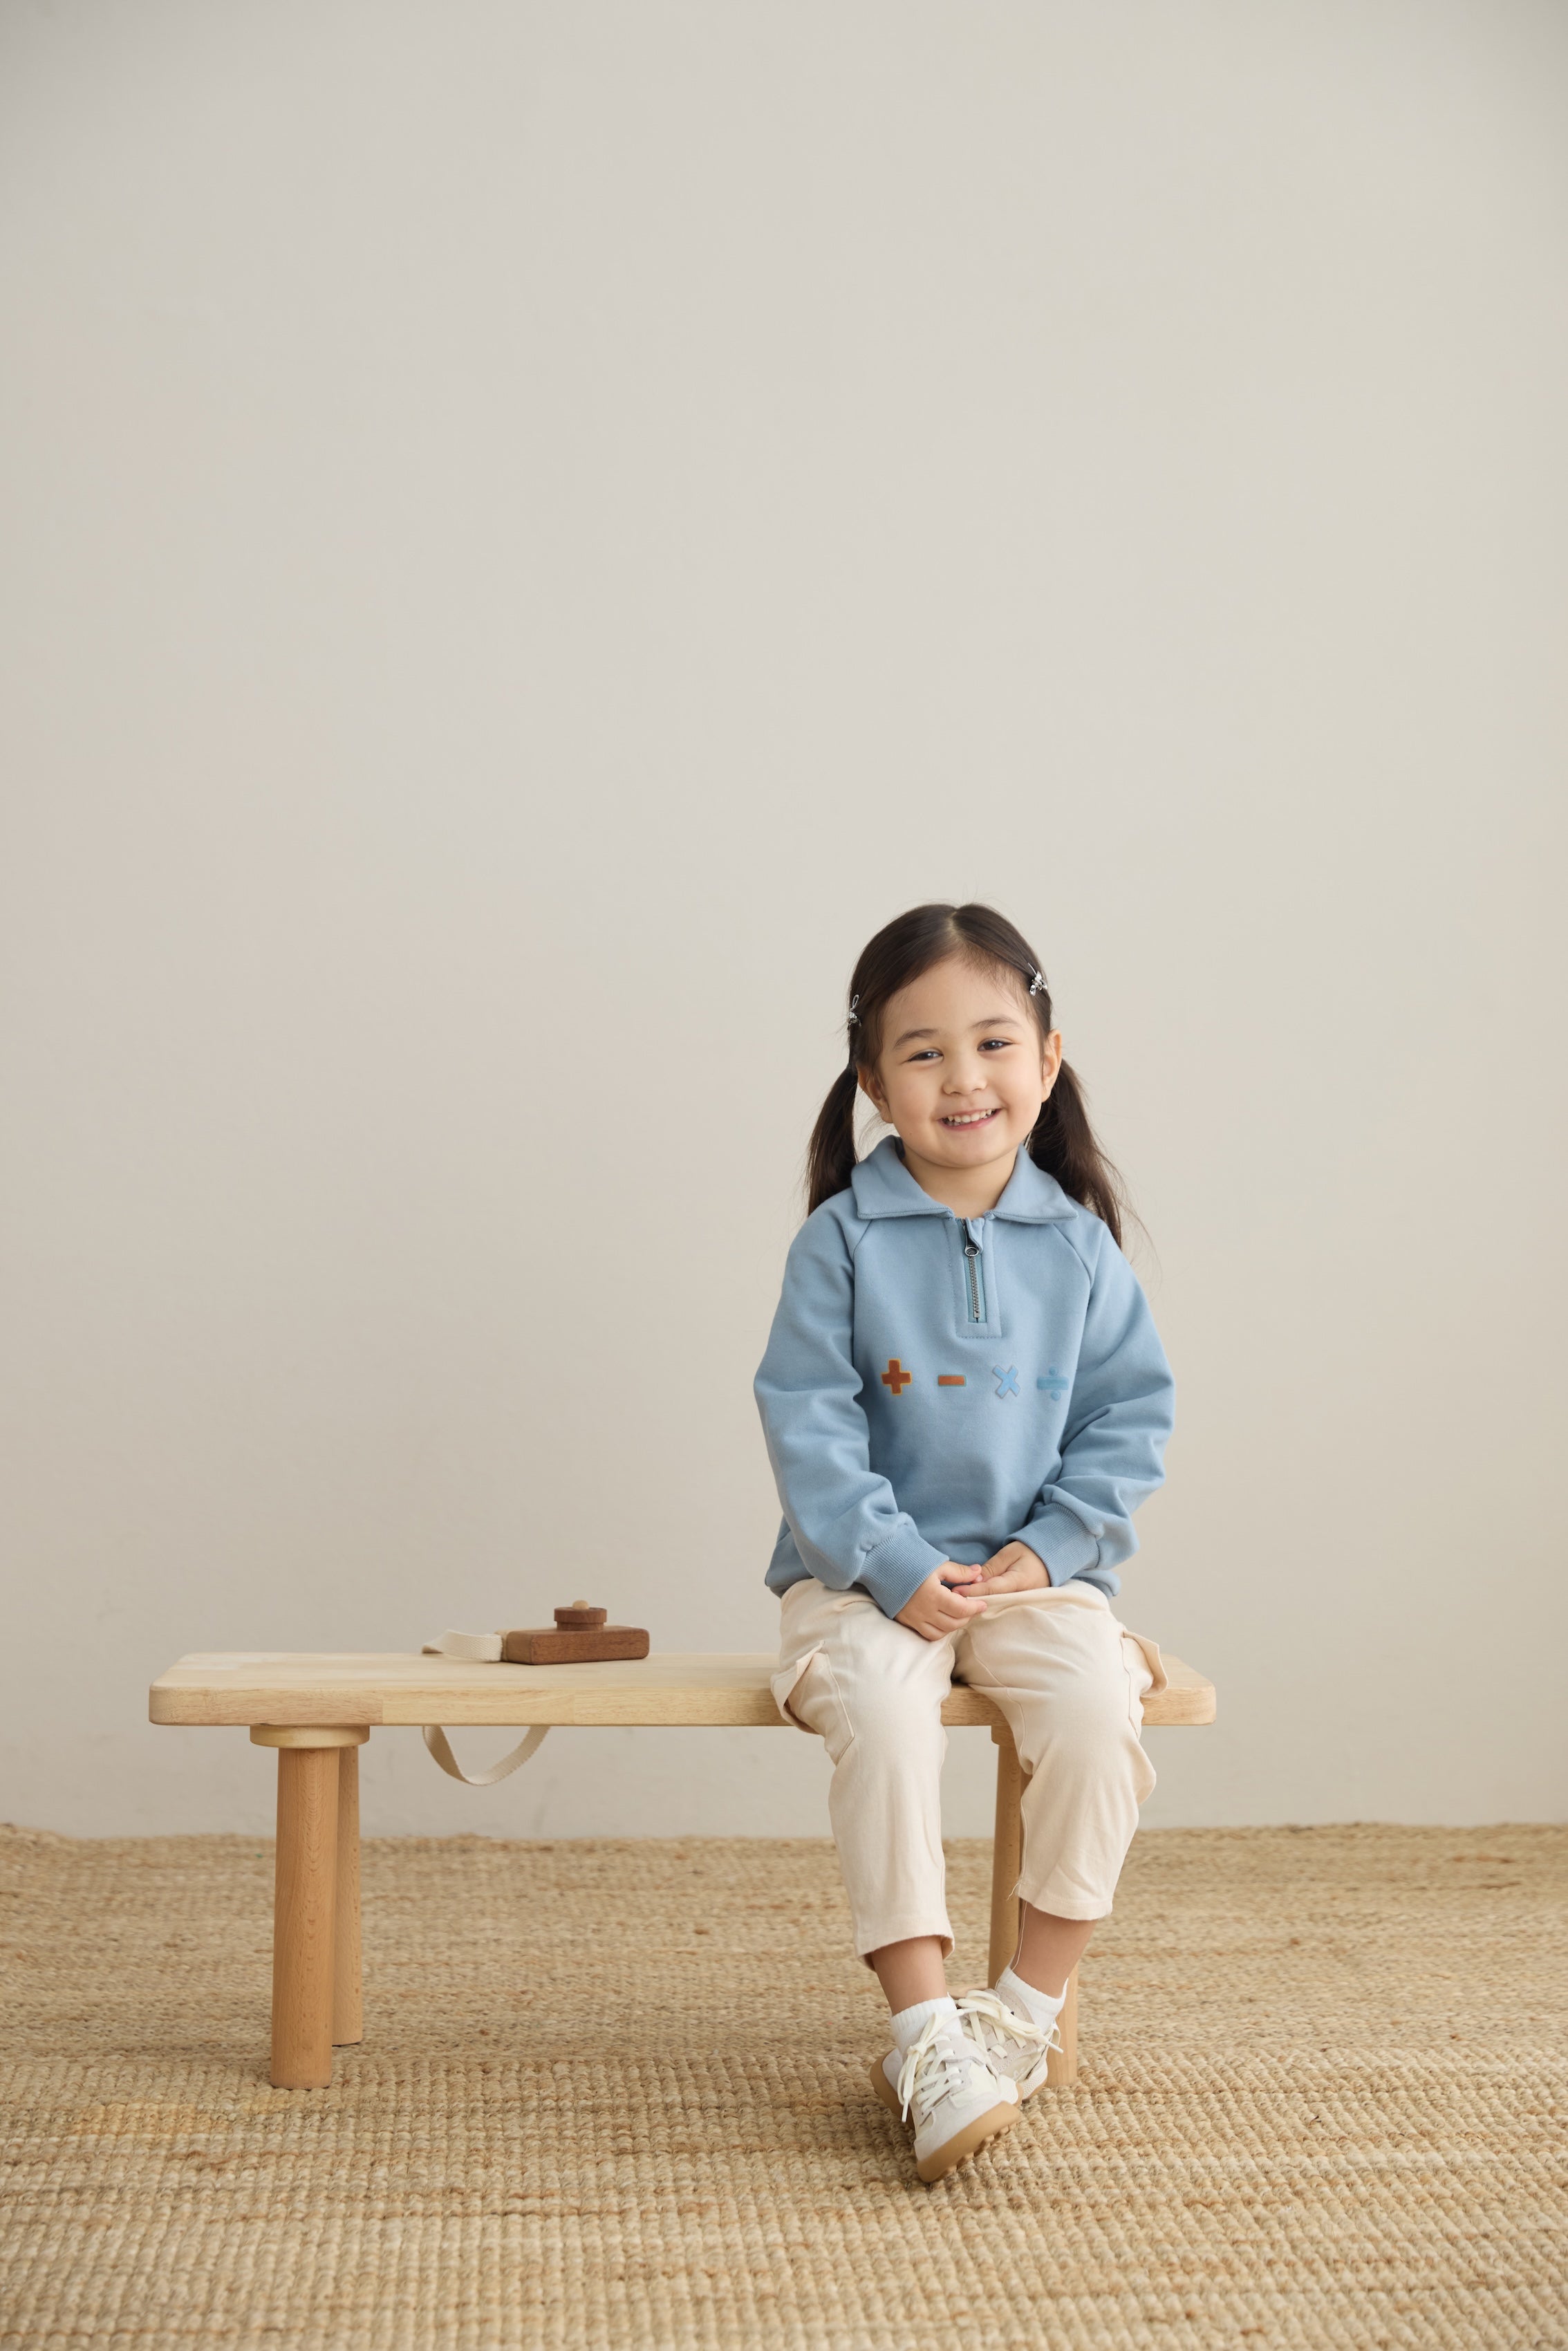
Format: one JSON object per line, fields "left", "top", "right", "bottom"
{"left": 867, "top": 2057, "right": 1020, "bottom": 2184}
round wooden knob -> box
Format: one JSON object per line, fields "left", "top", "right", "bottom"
{"left": 554, "top": 1603, "right": 607, "bottom": 1629}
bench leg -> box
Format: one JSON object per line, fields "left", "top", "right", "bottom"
{"left": 1048, "top": 1967, "right": 1079, "bottom": 2088}
{"left": 251, "top": 1725, "right": 368, "bottom": 2088}
{"left": 987, "top": 1724, "right": 1025, "bottom": 1985}
{"left": 989, "top": 1723, "right": 1079, "bottom": 2085}
{"left": 272, "top": 1747, "right": 338, "bottom": 2087}
{"left": 333, "top": 1744, "right": 363, "bottom": 2047}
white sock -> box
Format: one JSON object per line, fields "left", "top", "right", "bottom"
{"left": 890, "top": 1994, "right": 958, "bottom": 2053}
{"left": 996, "top": 1964, "right": 1067, "bottom": 2029}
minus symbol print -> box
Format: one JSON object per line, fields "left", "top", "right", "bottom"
{"left": 937, "top": 1375, "right": 966, "bottom": 1387}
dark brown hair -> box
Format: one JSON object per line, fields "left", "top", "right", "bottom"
{"left": 805, "top": 902, "right": 1129, "bottom": 1243}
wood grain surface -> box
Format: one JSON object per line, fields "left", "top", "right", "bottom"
{"left": 150, "top": 1649, "right": 1216, "bottom": 1729}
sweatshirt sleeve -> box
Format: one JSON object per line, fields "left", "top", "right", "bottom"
{"left": 1011, "top": 1227, "right": 1175, "bottom": 1589}
{"left": 754, "top": 1208, "right": 946, "bottom": 1619}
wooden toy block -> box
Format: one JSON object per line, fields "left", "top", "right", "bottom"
{"left": 501, "top": 1602, "right": 650, "bottom": 1666}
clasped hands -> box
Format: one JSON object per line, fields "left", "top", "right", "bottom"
{"left": 895, "top": 1541, "right": 1049, "bottom": 1642}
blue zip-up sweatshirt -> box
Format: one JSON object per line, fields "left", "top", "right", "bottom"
{"left": 754, "top": 1136, "right": 1175, "bottom": 1620}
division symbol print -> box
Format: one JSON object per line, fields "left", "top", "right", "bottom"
{"left": 1037, "top": 1368, "right": 1069, "bottom": 1401}
{"left": 881, "top": 1358, "right": 913, "bottom": 1395}
{"left": 992, "top": 1366, "right": 1020, "bottom": 1400}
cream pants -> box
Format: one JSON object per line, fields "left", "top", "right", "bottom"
{"left": 772, "top": 1577, "right": 1165, "bottom": 1962}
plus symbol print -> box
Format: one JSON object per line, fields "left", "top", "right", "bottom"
{"left": 881, "top": 1358, "right": 913, "bottom": 1396}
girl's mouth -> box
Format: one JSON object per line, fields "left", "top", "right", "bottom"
{"left": 941, "top": 1108, "right": 1000, "bottom": 1128}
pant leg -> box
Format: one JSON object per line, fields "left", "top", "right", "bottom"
{"left": 773, "top": 1579, "right": 958, "bottom": 1960}
{"left": 955, "top": 1583, "right": 1157, "bottom": 1922}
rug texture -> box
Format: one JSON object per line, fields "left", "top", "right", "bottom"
{"left": 2, "top": 1823, "right": 1565, "bottom": 2351}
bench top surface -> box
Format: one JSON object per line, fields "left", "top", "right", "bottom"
{"left": 150, "top": 1649, "right": 1216, "bottom": 1729}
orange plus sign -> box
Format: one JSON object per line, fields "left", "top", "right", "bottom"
{"left": 881, "top": 1357, "right": 913, "bottom": 1395}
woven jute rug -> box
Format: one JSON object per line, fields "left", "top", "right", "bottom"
{"left": 2, "top": 1823, "right": 1565, "bottom": 2350}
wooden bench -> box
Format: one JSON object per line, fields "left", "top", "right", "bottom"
{"left": 149, "top": 1648, "right": 1216, "bottom": 2090}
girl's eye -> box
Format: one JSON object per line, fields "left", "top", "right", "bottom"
{"left": 978, "top": 1038, "right": 1011, "bottom": 1052}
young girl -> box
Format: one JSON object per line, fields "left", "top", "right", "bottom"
{"left": 754, "top": 902, "right": 1174, "bottom": 2184}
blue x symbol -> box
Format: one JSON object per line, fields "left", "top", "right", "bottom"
{"left": 993, "top": 1365, "right": 1019, "bottom": 1400}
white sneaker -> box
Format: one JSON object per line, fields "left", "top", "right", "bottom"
{"left": 875, "top": 1985, "right": 1059, "bottom": 2119}
{"left": 868, "top": 2009, "right": 1020, "bottom": 2182}
{"left": 955, "top": 1986, "right": 1060, "bottom": 2100}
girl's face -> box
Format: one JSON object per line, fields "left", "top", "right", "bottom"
{"left": 859, "top": 955, "right": 1062, "bottom": 1188}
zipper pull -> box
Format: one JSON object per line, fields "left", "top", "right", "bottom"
{"left": 960, "top": 1215, "right": 987, "bottom": 1321}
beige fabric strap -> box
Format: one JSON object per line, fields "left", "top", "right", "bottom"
{"left": 420, "top": 1722, "right": 550, "bottom": 1786}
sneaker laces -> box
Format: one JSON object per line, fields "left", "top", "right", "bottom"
{"left": 955, "top": 1987, "right": 1061, "bottom": 2070}
{"left": 894, "top": 2010, "right": 1002, "bottom": 2128}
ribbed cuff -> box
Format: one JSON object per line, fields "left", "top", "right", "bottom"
{"left": 858, "top": 1521, "right": 948, "bottom": 1619}
{"left": 1013, "top": 1505, "right": 1101, "bottom": 1586}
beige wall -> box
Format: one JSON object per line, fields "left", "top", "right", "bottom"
{"left": 3, "top": 1, "right": 1565, "bottom": 1839}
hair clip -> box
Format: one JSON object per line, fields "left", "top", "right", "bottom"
{"left": 1029, "top": 968, "right": 1047, "bottom": 996}
{"left": 847, "top": 994, "right": 860, "bottom": 1026}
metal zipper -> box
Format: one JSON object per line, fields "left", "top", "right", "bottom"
{"left": 961, "top": 1220, "right": 985, "bottom": 1322}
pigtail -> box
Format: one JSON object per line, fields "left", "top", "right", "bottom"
{"left": 805, "top": 1063, "right": 862, "bottom": 1215}
{"left": 1029, "top": 1061, "right": 1128, "bottom": 1249}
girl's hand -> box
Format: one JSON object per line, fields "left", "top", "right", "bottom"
{"left": 897, "top": 1564, "right": 986, "bottom": 1643}
{"left": 966, "top": 1541, "right": 1050, "bottom": 1597}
